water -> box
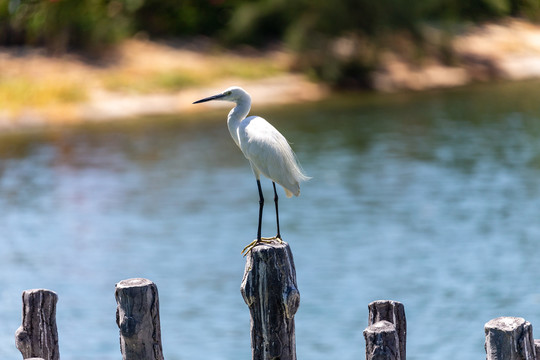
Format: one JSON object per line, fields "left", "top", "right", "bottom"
{"left": 1, "top": 80, "right": 540, "bottom": 360}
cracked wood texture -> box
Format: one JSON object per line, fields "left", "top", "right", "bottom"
{"left": 115, "top": 278, "right": 164, "bottom": 360}
{"left": 15, "top": 289, "right": 59, "bottom": 360}
{"left": 241, "top": 241, "right": 300, "bottom": 360}
{"left": 485, "top": 317, "right": 536, "bottom": 360}
{"left": 368, "top": 300, "right": 406, "bottom": 360}
{"left": 364, "top": 320, "right": 399, "bottom": 360}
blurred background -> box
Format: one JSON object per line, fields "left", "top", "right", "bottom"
{"left": 2, "top": 1, "right": 540, "bottom": 360}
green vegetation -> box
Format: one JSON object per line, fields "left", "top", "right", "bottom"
{"left": 100, "top": 55, "right": 284, "bottom": 93}
{"left": 1, "top": 0, "right": 540, "bottom": 85}
{"left": 0, "top": 48, "right": 285, "bottom": 111}
{"left": 0, "top": 0, "right": 136, "bottom": 52}
{"left": 3, "top": 0, "right": 539, "bottom": 49}
{"left": 0, "top": 77, "right": 87, "bottom": 110}
{"left": 102, "top": 70, "right": 201, "bottom": 93}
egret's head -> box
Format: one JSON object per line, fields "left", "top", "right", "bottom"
{"left": 193, "top": 86, "right": 250, "bottom": 104}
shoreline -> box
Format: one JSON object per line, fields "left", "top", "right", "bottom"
{"left": 0, "top": 74, "right": 330, "bottom": 132}
{"left": 1, "top": 18, "right": 540, "bottom": 132}
{"left": 372, "top": 19, "right": 540, "bottom": 92}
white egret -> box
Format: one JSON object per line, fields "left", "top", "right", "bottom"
{"left": 193, "top": 86, "right": 309, "bottom": 254}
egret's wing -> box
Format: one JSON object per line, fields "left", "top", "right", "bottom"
{"left": 238, "top": 116, "right": 308, "bottom": 197}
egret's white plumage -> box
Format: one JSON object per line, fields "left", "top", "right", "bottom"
{"left": 239, "top": 114, "right": 308, "bottom": 197}
{"left": 193, "top": 86, "right": 309, "bottom": 247}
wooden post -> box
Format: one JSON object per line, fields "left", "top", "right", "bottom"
{"left": 485, "top": 317, "right": 536, "bottom": 360}
{"left": 15, "top": 289, "right": 59, "bottom": 360}
{"left": 535, "top": 339, "right": 540, "bottom": 360}
{"left": 368, "top": 300, "right": 406, "bottom": 360}
{"left": 240, "top": 240, "right": 300, "bottom": 360}
{"left": 364, "top": 320, "right": 400, "bottom": 360}
{"left": 115, "top": 278, "right": 164, "bottom": 360}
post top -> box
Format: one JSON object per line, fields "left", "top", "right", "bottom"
{"left": 248, "top": 240, "right": 289, "bottom": 253}
{"left": 364, "top": 320, "right": 397, "bottom": 335}
{"left": 23, "top": 289, "right": 57, "bottom": 296}
{"left": 369, "top": 299, "right": 404, "bottom": 307}
{"left": 485, "top": 316, "right": 527, "bottom": 331}
{"left": 116, "top": 278, "right": 154, "bottom": 289}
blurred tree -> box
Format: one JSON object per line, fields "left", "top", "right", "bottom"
{"left": 224, "top": 0, "right": 302, "bottom": 45}
{"left": 133, "top": 0, "right": 242, "bottom": 38}
{"left": 223, "top": 0, "right": 540, "bottom": 85}
{"left": 0, "top": 0, "right": 142, "bottom": 52}
{"left": 1, "top": 0, "right": 539, "bottom": 85}
{"left": 2, "top": 0, "right": 539, "bottom": 51}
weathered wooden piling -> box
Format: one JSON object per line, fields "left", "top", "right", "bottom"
{"left": 15, "top": 289, "right": 59, "bottom": 360}
{"left": 367, "top": 300, "right": 406, "bottom": 360}
{"left": 535, "top": 339, "right": 540, "bottom": 360}
{"left": 115, "top": 278, "right": 164, "bottom": 360}
{"left": 364, "top": 320, "right": 400, "bottom": 360}
{"left": 240, "top": 240, "right": 300, "bottom": 360}
{"left": 485, "top": 316, "right": 536, "bottom": 360}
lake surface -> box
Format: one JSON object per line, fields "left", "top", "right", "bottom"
{"left": 1, "top": 81, "right": 540, "bottom": 360}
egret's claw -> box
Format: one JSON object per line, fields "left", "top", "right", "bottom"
{"left": 241, "top": 238, "right": 278, "bottom": 256}
{"left": 241, "top": 239, "right": 258, "bottom": 255}
{"left": 262, "top": 236, "right": 283, "bottom": 244}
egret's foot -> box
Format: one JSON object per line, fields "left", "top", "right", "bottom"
{"left": 241, "top": 238, "right": 276, "bottom": 256}
{"left": 241, "top": 239, "right": 258, "bottom": 255}
{"left": 261, "top": 236, "right": 283, "bottom": 244}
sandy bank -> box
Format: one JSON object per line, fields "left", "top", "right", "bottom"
{"left": 1, "top": 18, "right": 540, "bottom": 131}
{"left": 0, "top": 40, "right": 328, "bottom": 130}
{"left": 81, "top": 74, "right": 328, "bottom": 121}
{"left": 373, "top": 19, "right": 540, "bottom": 91}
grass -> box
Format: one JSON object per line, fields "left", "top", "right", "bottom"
{"left": 215, "top": 56, "right": 285, "bottom": 79}
{"left": 0, "top": 41, "right": 289, "bottom": 113}
{"left": 0, "top": 77, "right": 88, "bottom": 111}
{"left": 101, "top": 70, "right": 202, "bottom": 93}
{"left": 100, "top": 55, "right": 285, "bottom": 94}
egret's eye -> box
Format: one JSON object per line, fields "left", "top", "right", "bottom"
{"left": 226, "top": 91, "right": 232, "bottom": 96}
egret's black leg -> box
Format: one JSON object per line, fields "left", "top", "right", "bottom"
{"left": 242, "top": 180, "right": 278, "bottom": 255}
{"left": 272, "top": 182, "right": 281, "bottom": 239}
{"left": 256, "top": 179, "right": 264, "bottom": 242}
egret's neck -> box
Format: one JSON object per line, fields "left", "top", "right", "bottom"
{"left": 227, "top": 98, "right": 251, "bottom": 146}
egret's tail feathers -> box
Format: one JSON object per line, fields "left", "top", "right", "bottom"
{"left": 282, "top": 169, "right": 310, "bottom": 198}
{"left": 280, "top": 153, "right": 310, "bottom": 198}
{"left": 297, "top": 171, "right": 311, "bottom": 183}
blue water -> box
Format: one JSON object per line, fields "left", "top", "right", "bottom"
{"left": 1, "top": 81, "right": 540, "bottom": 359}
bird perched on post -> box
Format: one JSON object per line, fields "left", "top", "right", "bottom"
{"left": 193, "top": 86, "right": 309, "bottom": 254}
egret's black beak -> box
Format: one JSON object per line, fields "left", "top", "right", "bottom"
{"left": 193, "top": 93, "right": 226, "bottom": 104}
